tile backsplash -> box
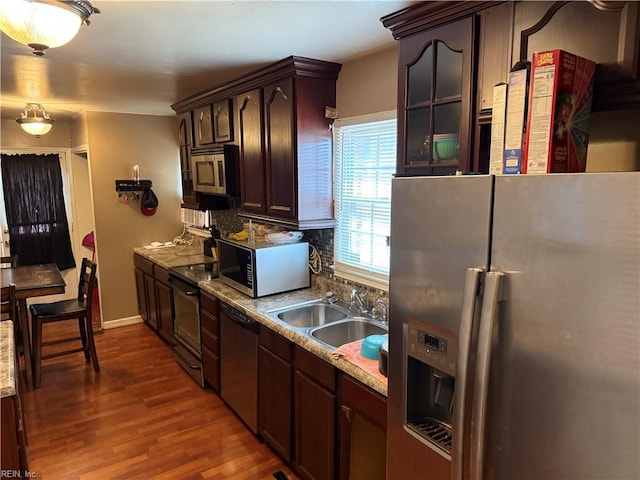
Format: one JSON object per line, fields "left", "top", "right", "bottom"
{"left": 208, "top": 205, "right": 388, "bottom": 306}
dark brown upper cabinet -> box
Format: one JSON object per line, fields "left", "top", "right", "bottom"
{"left": 263, "top": 78, "right": 295, "bottom": 220}
{"left": 172, "top": 56, "right": 341, "bottom": 229}
{"left": 213, "top": 98, "right": 233, "bottom": 143}
{"left": 395, "top": 17, "right": 474, "bottom": 175}
{"left": 193, "top": 104, "right": 214, "bottom": 148}
{"left": 513, "top": 1, "right": 640, "bottom": 111}
{"left": 476, "top": 2, "right": 514, "bottom": 114}
{"left": 176, "top": 111, "right": 197, "bottom": 207}
{"left": 236, "top": 58, "right": 341, "bottom": 229}
{"left": 237, "top": 88, "right": 266, "bottom": 215}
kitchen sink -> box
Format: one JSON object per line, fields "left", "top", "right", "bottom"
{"left": 310, "top": 318, "right": 388, "bottom": 349}
{"left": 269, "top": 301, "right": 351, "bottom": 329}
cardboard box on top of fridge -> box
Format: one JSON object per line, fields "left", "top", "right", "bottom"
{"left": 502, "top": 64, "right": 530, "bottom": 174}
{"left": 489, "top": 83, "right": 508, "bottom": 175}
{"left": 523, "top": 49, "right": 596, "bottom": 174}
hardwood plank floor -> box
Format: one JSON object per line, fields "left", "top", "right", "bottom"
{"left": 21, "top": 322, "right": 299, "bottom": 480}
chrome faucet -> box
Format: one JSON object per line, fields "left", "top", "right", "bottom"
{"left": 372, "top": 298, "right": 389, "bottom": 324}
{"left": 349, "top": 289, "right": 370, "bottom": 315}
{"left": 323, "top": 291, "right": 339, "bottom": 304}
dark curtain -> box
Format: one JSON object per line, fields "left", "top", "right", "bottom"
{"left": 1, "top": 153, "right": 76, "bottom": 270}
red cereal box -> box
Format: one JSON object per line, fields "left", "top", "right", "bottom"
{"left": 523, "top": 50, "right": 596, "bottom": 174}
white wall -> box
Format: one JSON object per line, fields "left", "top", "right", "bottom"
{"left": 337, "top": 47, "right": 398, "bottom": 119}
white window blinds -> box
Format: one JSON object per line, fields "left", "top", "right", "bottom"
{"left": 333, "top": 111, "right": 396, "bottom": 290}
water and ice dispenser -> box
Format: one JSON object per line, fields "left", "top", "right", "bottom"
{"left": 404, "top": 321, "right": 457, "bottom": 458}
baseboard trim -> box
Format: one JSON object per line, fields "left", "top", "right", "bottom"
{"left": 103, "top": 315, "right": 143, "bottom": 330}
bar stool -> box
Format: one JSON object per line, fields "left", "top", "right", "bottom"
{"left": 1, "top": 283, "right": 17, "bottom": 320}
{"left": 29, "top": 258, "right": 99, "bottom": 388}
{"left": 1, "top": 255, "right": 18, "bottom": 268}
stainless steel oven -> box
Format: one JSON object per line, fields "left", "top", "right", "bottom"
{"left": 168, "top": 263, "right": 215, "bottom": 387}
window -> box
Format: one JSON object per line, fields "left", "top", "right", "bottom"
{"left": 333, "top": 111, "right": 396, "bottom": 290}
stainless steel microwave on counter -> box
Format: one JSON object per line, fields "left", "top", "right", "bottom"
{"left": 191, "top": 144, "right": 238, "bottom": 195}
{"left": 217, "top": 238, "right": 310, "bottom": 298}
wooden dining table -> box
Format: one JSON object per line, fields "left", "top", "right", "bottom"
{"left": 1, "top": 263, "right": 66, "bottom": 389}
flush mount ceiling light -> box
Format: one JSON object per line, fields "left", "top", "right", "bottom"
{"left": 0, "top": 0, "right": 100, "bottom": 56}
{"left": 16, "top": 103, "right": 54, "bottom": 136}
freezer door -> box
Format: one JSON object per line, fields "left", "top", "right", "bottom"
{"left": 387, "top": 175, "right": 494, "bottom": 479}
{"left": 486, "top": 173, "right": 640, "bottom": 479}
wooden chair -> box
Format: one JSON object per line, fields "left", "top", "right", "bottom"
{"left": 1, "top": 283, "right": 18, "bottom": 321}
{"left": 1, "top": 255, "right": 18, "bottom": 268}
{"left": 29, "top": 258, "right": 99, "bottom": 388}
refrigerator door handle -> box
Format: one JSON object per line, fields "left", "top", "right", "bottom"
{"left": 470, "top": 271, "right": 504, "bottom": 480}
{"left": 452, "top": 267, "right": 484, "bottom": 480}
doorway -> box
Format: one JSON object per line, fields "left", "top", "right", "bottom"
{"left": 0, "top": 147, "right": 100, "bottom": 328}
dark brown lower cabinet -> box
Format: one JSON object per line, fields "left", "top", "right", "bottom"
{"left": 294, "top": 346, "right": 337, "bottom": 480}
{"left": 154, "top": 265, "right": 173, "bottom": 344}
{"left": 134, "top": 253, "right": 158, "bottom": 331}
{"left": 1, "top": 347, "right": 29, "bottom": 474}
{"left": 1, "top": 395, "right": 28, "bottom": 474}
{"left": 339, "top": 375, "right": 387, "bottom": 480}
{"left": 200, "top": 292, "right": 220, "bottom": 392}
{"left": 259, "top": 328, "right": 293, "bottom": 463}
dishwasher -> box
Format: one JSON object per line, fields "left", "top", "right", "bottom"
{"left": 220, "top": 301, "right": 260, "bottom": 434}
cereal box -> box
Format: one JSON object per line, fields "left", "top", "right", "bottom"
{"left": 502, "top": 66, "right": 530, "bottom": 174}
{"left": 523, "top": 50, "right": 596, "bottom": 174}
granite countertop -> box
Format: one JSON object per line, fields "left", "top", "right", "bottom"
{"left": 135, "top": 245, "right": 388, "bottom": 397}
{"left": 134, "top": 245, "right": 209, "bottom": 269}
{"left": 0, "top": 321, "right": 16, "bottom": 398}
{"left": 199, "top": 280, "right": 388, "bottom": 397}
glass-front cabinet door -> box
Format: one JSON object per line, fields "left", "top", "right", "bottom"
{"left": 398, "top": 17, "right": 473, "bottom": 175}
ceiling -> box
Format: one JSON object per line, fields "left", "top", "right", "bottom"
{"left": 0, "top": 0, "right": 415, "bottom": 122}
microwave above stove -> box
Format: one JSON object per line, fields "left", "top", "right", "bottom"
{"left": 191, "top": 144, "right": 239, "bottom": 196}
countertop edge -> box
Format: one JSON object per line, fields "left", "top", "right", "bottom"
{"left": 133, "top": 246, "right": 209, "bottom": 269}
{"left": 0, "top": 320, "right": 17, "bottom": 398}
{"left": 198, "top": 279, "right": 388, "bottom": 397}
{"left": 134, "top": 246, "right": 388, "bottom": 397}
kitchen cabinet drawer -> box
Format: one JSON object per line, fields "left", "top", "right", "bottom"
{"left": 200, "top": 304, "right": 219, "bottom": 335}
{"left": 340, "top": 375, "right": 387, "bottom": 429}
{"left": 201, "top": 327, "right": 219, "bottom": 355}
{"left": 260, "top": 327, "right": 292, "bottom": 362}
{"left": 134, "top": 254, "right": 153, "bottom": 276}
{"left": 200, "top": 291, "right": 219, "bottom": 317}
{"left": 153, "top": 264, "right": 170, "bottom": 284}
{"left": 295, "top": 346, "right": 336, "bottom": 394}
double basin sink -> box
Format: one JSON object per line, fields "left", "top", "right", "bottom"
{"left": 267, "top": 299, "right": 387, "bottom": 350}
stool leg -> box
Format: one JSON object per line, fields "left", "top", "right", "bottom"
{"left": 86, "top": 316, "right": 100, "bottom": 373}
{"left": 32, "top": 317, "right": 42, "bottom": 389}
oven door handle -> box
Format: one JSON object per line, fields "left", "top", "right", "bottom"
{"left": 168, "top": 276, "right": 199, "bottom": 295}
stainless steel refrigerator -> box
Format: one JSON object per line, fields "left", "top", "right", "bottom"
{"left": 386, "top": 172, "right": 639, "bottom": 480}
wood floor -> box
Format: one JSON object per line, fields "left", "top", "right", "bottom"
{"left": 20, "top": 321, "right": 299, "bottom": 480}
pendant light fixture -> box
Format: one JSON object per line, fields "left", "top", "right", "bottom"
{"left": 0, "top": 0, "right": 100, "bottom": 56}
{"left": 16, "top": 103, "right": 54, "bottom": 136}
